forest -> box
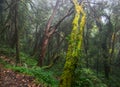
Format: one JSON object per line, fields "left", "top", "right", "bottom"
{"left": 0, "top": 0, "right": 120, "bottom": 87}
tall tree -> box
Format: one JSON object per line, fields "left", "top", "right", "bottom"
{"left": 14, "top": 0, "right": 20, "bottom": 64}
{"left": 60, "top": 0, "right": 86, "bottom": 86}
{"left": 38, "top": 0, "right": 73, "bottom": 66}
{"left": 38, "top": 0, "right": 60, "bottom": 66}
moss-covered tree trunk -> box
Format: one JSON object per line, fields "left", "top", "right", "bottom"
{"left": 60, "top": 0, "right": 86, "bottom": 87}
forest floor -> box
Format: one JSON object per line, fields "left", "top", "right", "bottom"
{"left": 0, "top": 55, "right": 42, "bottom": 87}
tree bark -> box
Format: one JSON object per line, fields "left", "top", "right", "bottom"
{"left": 14, "top": 0, "right": 20, "bottom": 64}
{"left": 37, "top": 0, "right": 60, "bottom": 66}
{"left": 38, "top": 0, "right": 73, "bottom": 66}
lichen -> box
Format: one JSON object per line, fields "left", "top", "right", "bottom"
{"left": 59, "top": 0, "right": 86, "bottom": 87}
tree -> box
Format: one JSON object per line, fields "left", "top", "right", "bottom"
{"left": 38, "top": 0, "right": 73, "bottom": 66}
{"left": 37, "top": 0, "right": 60, "bottom": 66}
{"left": 60, "top": 0, "right": 86, "bottom": 86}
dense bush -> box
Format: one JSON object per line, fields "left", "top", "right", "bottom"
{"left": 74, "top": 68, "right": 107, "bottom": 87}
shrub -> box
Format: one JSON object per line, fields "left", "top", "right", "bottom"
{"left": 74, "top": 68, "right": 107, "bottom": 87}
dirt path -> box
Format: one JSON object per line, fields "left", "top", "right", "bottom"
{"left": 0, "top": 55, "right": 42, "bottom": 87}
{"left": 0, "top": 67, "right": 43, "bottom": 87}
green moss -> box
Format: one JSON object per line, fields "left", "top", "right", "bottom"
{"left": 60, "top": 0, "right": 86, "bottom": 87}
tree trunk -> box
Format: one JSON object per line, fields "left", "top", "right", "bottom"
{"left": 37, "top": 0, "right": 73, "bottom": 66}
{"left": 102, "top": 41, "right": 110, "bottom": 79}
{"left": 31, "top": 25, "right": 39, "bottom": 56}
{"left": 14, "top": 0, "right": 20, "bottom": 64}
{"left": 37, "top": 0, "right": 60, "bottom": 66}
{"left": 38, "top": 32, "right": 50, "bottom": 66}
{"left": 60, "top": 0, "right": 86, "bottom": 86}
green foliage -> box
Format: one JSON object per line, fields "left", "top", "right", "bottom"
{"left": 74, "top": 68, "right": 107, "bottom": 87}
{"left": 0, "top": 45, "right": 15, "bottom": 56}
{"left": 48, "top": 56, "right": 65, "bottom": 77}
{"left": 0, "top": 46, "right": 58, "bottom": 87}
{"left": 106, "top": 74, "right": 120, "bottom": 87}
{"left": 9, "top": 66, "right": 58, "bottom": 87}
{"left": 20, "top": 52, "right": 37, "bottom": 67}
{"left": 0, "top": 0, "right": 120, "bottom": 87}
{"left": 0, "top": 45, "right": 37, "bottom": 67}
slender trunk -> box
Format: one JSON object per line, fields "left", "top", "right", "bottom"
{"left": 43, "top": 36, "right": 65, "bottom": 69}
{"left": 31, "top": 25, "right": 39, "bottom": 56}
{"left": 102, "top": 42, "right": 110, "bottom": 79}
{"left": 37, "top": 0, "right": 73, "bottom": 66}
{"left": 37, "top": 0, "right": 60, "bottom": 66}
{"left": 38, "top": 33, "right": 50, "bottom": 66}
{"left": 83, "top": 28, "right": 89, "bottom": 68}
{"left": 96, "top": 57, "right": 99, "bottom": 76}
{"left": 104, "top": 59, "right": 110, "bottom": 79}
{"left": 14, "top": 0, "right": 20, "bottom": 64}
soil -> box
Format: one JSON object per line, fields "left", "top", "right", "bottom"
{"left": 0, "top": 55, "right": 42, "bottom": 87}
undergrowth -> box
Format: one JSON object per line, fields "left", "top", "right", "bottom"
{"left": 74, "top": 68, "right": 108, "bottom": 87}
{"left": 0, "top": 46, "right": 59, "bottom": 87}
{"left": 9, "top": 66, "right": 59, "bottom": 87}
{"left": 1, "top": 45, "right": 120, "bottom": 87}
